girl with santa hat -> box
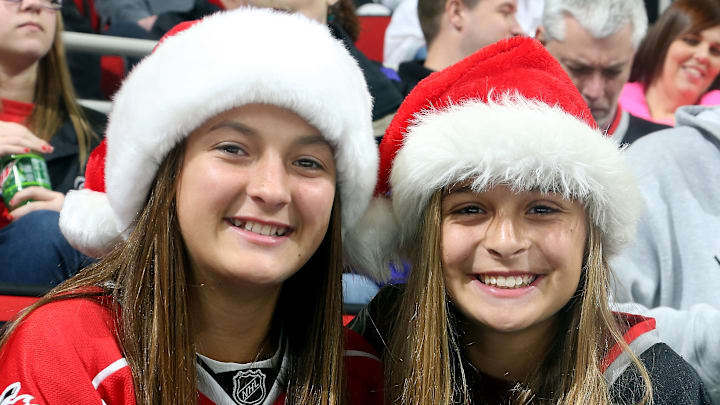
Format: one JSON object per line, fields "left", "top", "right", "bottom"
{"left": 348, "top": 36, "right": 712, "bottom": 404}
{"left": 0, "top": 7, "right": 381, "bottom": 405}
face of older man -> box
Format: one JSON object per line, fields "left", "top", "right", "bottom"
{"left": 544, "top": 16, "right": 635, "bottom": 130}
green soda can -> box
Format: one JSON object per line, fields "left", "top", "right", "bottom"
{"left": 0, "top": 154, "right": 52, "bottom": 207}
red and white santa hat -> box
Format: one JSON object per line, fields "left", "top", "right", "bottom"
{"left": 345, "top": 37, "right": 644, "bottom": 281}
{"left": 60, "top": 7, "right": 377, "bottom": 262}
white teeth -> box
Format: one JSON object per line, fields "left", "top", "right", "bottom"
{"left": 477, "top": 274, "right": 537, "bottom": 289}
{"left": 231, "top": 220, "right": 289, "bottom": 237}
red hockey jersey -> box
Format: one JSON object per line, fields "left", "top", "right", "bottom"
{"left": 0, "top": 296, "right": 383, "bottom": 404}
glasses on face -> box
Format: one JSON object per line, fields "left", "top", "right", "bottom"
{"left": 2, "top": 0, "right": 62, "bottom": 11}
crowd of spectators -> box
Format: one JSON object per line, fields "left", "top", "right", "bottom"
{"left": 1, "top": 0, "right": 719, "bottom": 402}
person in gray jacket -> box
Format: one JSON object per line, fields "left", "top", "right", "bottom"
{"left": 612, "top": 105, "right": 720, "bottom": 403}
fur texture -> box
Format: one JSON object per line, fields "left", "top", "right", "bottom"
{"left": 59, "top": 189, "right": 122, "bottom": 258}
{"left": 392, "top": 94, "right": 643, "bottom": 257}
{"left": 346, "top": 37, "right": 644, "bottom": 280}
{"left": 60, "top": 8, "right": 377, "bottom": 260}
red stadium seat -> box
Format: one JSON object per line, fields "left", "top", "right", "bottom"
{"left": 355, "top": 16, "right": 391, "bottom": 63}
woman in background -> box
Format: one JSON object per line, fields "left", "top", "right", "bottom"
{"left": 621, "top": 0, "right": 720, "bottom": 126}
{"left": 0, "top": 0, "right": 104, "bottom": 286}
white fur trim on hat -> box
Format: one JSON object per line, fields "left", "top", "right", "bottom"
{"left": 377, "top": 94, "right": 643, "bottom": 272}
{"left": 62, "top": 7, "right": 377, "bottom": 258}
{"left": 343, "top": 196, "right": 400, "bottom": 282}
{"left": 59, "top": 189, "right": 122, "bottom": 258}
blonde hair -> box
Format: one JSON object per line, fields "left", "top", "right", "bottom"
{"left": 0, "top": 141, "right": 347, "bottom": 405}
{"left": 386, "top": 189, "right": 654, "bottom": 404}
{"left": 27, "top": 14, "right": 95, "bottom": 167}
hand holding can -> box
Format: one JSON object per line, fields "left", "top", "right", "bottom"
{"left": 0, "top": 154, "right": 53, "bottom": 208}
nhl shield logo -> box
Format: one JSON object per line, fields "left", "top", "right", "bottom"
{"left": 232, "top": 369, "right": 267, "bottom": 405}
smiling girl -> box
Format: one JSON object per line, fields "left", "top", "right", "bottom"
{"left": 348, "top": 37, "right": 712, "bottom": 404}
{"left": 0, "top": 8, "right": 382, "bottom": 405}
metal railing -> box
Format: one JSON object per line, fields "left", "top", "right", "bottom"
{"left": 62, "top": 31, "right": 158, "bottom": 114}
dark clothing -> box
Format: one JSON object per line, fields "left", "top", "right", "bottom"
{"left": 328, "top": 23, "right": 403, "bottom": 121}
{"left": 0, "top": 210, "right": 92, "bottom": 288}
{"left": 606, "top": 107, "right": 670, "bottom": 145}
{"left": 150, "top": 1, "right": 221, "bottom": 38}
{"left": 0, "top": 106, "right": 105, "bottom": 287}
{"left": 397, "top": 59, "right": 434, "bottom": 96}
{"left": 61, "top": 0, "right": 104, "bottom": 100}
{"left": 45, "top": 107, "right": 106, "bottom": 194}
{"left": 350, "top": 285, "right": 714, "bottom": 405}
{"left": 621, "top": 112, "right": 672, "bottom": 145}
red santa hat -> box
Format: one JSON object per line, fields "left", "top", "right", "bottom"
{"left": 345, "top": 37, "right": 643, "bottom": 281}
{"left": 60, "top": 8, "right": 378, "bottom": 267}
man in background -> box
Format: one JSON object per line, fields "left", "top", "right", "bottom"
{"left": 539, "top": 0, "right": 668, "bottom": 144}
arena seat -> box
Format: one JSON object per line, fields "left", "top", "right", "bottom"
{"left": 355, "top": 16, "right": 392, "bottom": 63}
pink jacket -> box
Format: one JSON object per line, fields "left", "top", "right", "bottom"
{"left": 619, "top": 82, "right": 720, "bottom": 126}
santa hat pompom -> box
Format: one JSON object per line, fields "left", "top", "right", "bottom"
{"left": 344, "top": 197, "right": 401, "bottom": 282}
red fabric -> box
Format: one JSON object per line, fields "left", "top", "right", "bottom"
{"left": 0, "top": 99, "right": 34, "bottom": 229}
{"left": 0, "top": 295, "right": 39, "bottom": 322}
{"left": 0, "top": 296, "right": 135, "bottom": 404}
{"left": 606, "top": 105, "right": 624, "bottom": 136}
{"left": 100, "top": 56, "right": 126, "bottom": 100}
{"left": 84, "top": 140, "right": 107, "bottom": 193}
{"left": 376, "top": 37, "right": 597, "bottom": 196}
{"left": 0, "top": 294, "right": 383, "bottom": 405}
{"left": 72, "top": 0, "right": 101, "bottom": 32}
{"left": 601, "top": 312, "right": 656, "bottom": 373}
{"left": 355, "top": 16, "right": 391, "bottom": 63}
{"left": 207, "top": 0, "right": 226, "bottom": 9}
{"left": 342, "top": 314, "right": 355, "bottom": 326}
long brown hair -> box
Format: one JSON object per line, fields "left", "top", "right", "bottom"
{"left": 0, "top": 140, "right": 347, "bottom": 404}
{"left": 630, "top": 0, "right": 720, "bottom": 93}
{"left": 386, "top": 189, "right": 654, "bottom": 404}
{"left": 28, "top": 13, "right": 95, "bottom": 167}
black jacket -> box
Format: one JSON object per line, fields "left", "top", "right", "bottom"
{"left": 328, "top": 23, "right": 403, "bottom": 121}
{"left": 46, "top": 107, "right": 106, "bottom": 194}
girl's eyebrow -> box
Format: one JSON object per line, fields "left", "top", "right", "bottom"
{"left": 210, "top": 121, "right": 257, "bottom": 136}
{"left": 445, "top": 184, "right": 474, "bottom": 195}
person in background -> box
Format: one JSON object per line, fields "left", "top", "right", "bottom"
{"left": 94, "top": 0, "right": 221, "bottom": 39}
{"left": 538, "top": 0, "right": 668, "bottom": 145}
{"left": 383, "top": 0, "right": 540, "bottom": 72}
{"left": 347, "top": 37, "right": 711, "bottom": 404}
{"left": 395, "top": 0, "right": 522, "bottom": 95}
{"left": 611, "top": 105, "right": 720, "bottom": 402}
{"left": 0, "top": 0, "right": 104, "bottom": 287}
{"left": 620, "top": 0, "right": 720, "bottom": 126}
{"left": 232, "top": 0, "right": 404, "bottom": 138}
{"left": 0, "top": 9, "right": 382, "bottom": 404}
